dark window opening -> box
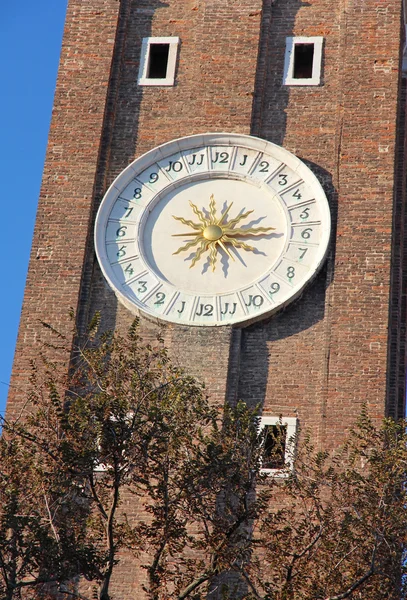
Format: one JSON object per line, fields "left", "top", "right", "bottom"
{"left": 147, "top": 43, "right": 170, "bottom": 79}
{"left": 293, "top": 43, "right": 314, "bottom": 79}
{"left": 262, "top": 424, "right": 287, "bottom": 470}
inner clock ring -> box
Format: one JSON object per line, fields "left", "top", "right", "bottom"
{"left": 138, "top": 176, "right": 288, "bottom": 296}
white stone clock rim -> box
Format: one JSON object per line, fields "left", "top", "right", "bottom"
{"left": 97, "top": 178, "right": 327, "bottom": 304}
{"left": 105, "top": 267, "right": 324, "bottom": 328}
{"left": 118, "top": 133, "right": 302, "bottom": 179}
{"left": 95, "top": 260, "right": 327, "bottom": 328}
{"left": 94, "top": 133, "right": 331, "bottom": 327}
{"left": 97, "top": 161, "right": 330, "bottom": 278}
{"left": 96, "top": 132, "right": 330, "bottom": 238}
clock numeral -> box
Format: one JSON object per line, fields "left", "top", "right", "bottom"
{"left": 213, "top": 152, "right": 229, "bottom": 164}
{"left": 301, "top": 228, "right": 313, "bottom": 240}
{"left": 154, "top": 292, "right": 166, "bottom": 306}
{"left": 245, "top": 295, "right": 264, "bottom": 308}
{"left": 287, "top": 266, "right": 295, "bottom": 280}
{"left": 196, "top": 303, "right": 214, "bottom": 317}
{"left": 117, "top": 246, "right": 127, "bottom": 258}
{"left": 123, "top": 206, "right": 134, "bottom": 219}
{"left": 259, "top": 161, "right": 269, "bottom": 173}
{"left": 137, "top": 281, "right": 147, "bottom": 293}
{"left": 299, "top": 207, "right": 310, "bottom": 220}
{"left": 116, "top": 226, "right": 127, "bottom": 238}
{"left": 239, "top": 155, "right": 248, "bottom": 167}
{"left": 133, "top": 187, "right": 142, "bottom": 199}
{"left": 166, "top": 161, "right": 183, "bottom": 173}
{"left": 298, "top": 247, "right": 308, "bottom": 260}
{"left": 221, "top": 303, "right": 237, "bottom": 316}
{"left": 177, "top": 301, "right": 186, "bottom": 314}
{"left": 292, "top": 189, "right": 302, "bottom": 201}
{"left": 279, "top": 173, "right": 288, "bottom": 186}
{"left": 124, "top": 264, "right": 134, "bottom": 277}
{"left": 269, "top": 282, "right": 280, "bottom": 295}
{"left": 149, "top": 172, "right": 159, "bottom": 184}
{"left": 188, "top": 154, "right": 204, "bottom": 166}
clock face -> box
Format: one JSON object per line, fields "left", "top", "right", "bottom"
{"left": 95, "top": 133, "right": 331, "bottom": 327}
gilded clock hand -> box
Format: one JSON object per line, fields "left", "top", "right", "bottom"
{"left": 218, "top": 239, "right": 235, "bottom": 262}
{"left": 172, "top": 232, "right": 203, "bottom": 237}
{"left": 218, "top": 202, "right": 233, "bottom": 224}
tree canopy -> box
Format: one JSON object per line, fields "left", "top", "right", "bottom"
{"left": 1, "top": 315, "right": 406, "bottom": 600}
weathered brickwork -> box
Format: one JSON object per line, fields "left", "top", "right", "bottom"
{"left": 6, "top": 0, "right": 407, "bottom": 596}
{"left": 247, "top": 0, "right": 407, "bottom": 446}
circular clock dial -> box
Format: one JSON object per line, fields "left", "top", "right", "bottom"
{"left": 95, "top": 133, "right": 331, "bottom": 326}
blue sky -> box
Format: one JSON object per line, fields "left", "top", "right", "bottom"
{"left": 0, "top": 1, "right": 68, "bottom": 416}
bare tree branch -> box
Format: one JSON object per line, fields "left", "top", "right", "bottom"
{"left": 323, "top": 542, "right": 378, "bottom": 600}
{"left": 43, "top": 488, "right": 60, "bottom": 545}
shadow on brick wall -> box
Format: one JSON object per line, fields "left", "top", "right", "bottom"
{"left": 231, "top": 0, "right": 338, "bottom": 415}
{"left": 219, "top": 1, "right": 339, "bottom": 596}
{"left": 76, "top": 0, "right": 169, "bottom": 337}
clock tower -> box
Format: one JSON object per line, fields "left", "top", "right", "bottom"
{"left": 6, "top": 0, "right": 407, "bottom": 592}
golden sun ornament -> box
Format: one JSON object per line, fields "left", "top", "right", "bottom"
{"left": 172, "top": 194, "right": 275, "bottom": 272}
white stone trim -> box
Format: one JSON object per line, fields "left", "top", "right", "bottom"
{"left": 283, "top": 37, "right": 323, "bottom": 86}
{"left": 138, "top": 37, "right": 179, "bottom": 86}
{"left": 259, "top": 416, "right": 298, "bottom": 477}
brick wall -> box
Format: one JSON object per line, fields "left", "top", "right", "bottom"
{"left": 6, "top": 0, "right": 407, "bottom": 595}
{"left": 246, "top": 0, "right": 406, "bottom": 447}
{"left": 79, "top": 0, "right": 264, "bottom": 408}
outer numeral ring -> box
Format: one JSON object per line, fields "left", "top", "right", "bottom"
{"left": 95, "top": 133, "right": 331, "bottom": 327}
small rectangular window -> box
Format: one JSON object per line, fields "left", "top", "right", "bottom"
{"left": 148, "top": 44, "right": 170, "bottom": 79}
{"left": 259, "top": 416, "right": 297, "bottom": 476}
{"left": 293, "top": 44, "right": 314, "bottom": 79}
{"left": 283, "top": 37, "right": 323, "bottom": 86}
{"left": 138, "top": 37, "right": 179, "bottom": 87}
{"left": 262, "top": 424, "right": 287, "bottom": 470}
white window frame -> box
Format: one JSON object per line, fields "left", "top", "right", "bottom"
{"left": 259, "top": 416, "right": 298, "bottom": 477}
{"left": 138, "top": 36, "right": 179, "bottom": 87}
{"left": 283, "top": 36, "right": 323, "bottom": 86}
{"left": 94, "top": 413, "right": 134, "bottom": 473}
